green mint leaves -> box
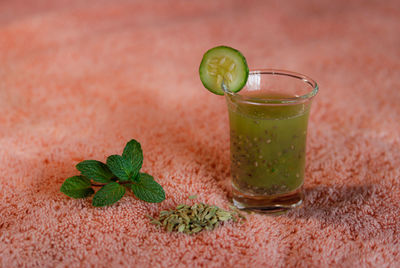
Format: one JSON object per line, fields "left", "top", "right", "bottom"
{"left": 92, "top": 182, "right": 126, "bottom": 207}
{"left": 60, "top": 139, "right": 165, "bottom": 207}
{"left": 106, "top": 155, "right": 134, "bottom": 182}
{"left": 60, "top": 176, "right": 94, "bottom": 198}
{"left": 76, "top": 160, "right": 113, "bottom": 183}
{"left": 122, "top": 139, "right": 143, "bottom": 171}
{"left": 130, "top": 173, "right": 166, "bottom": 203}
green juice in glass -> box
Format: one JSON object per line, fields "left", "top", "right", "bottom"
{"left": 226, "top": 92, "right": 311, "bottom": 207}
{"left": 198, "top": 46, "right": 318, "bottom": 213}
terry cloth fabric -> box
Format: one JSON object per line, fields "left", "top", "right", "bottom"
{"left": 0, "top": 0, "right": 399, "bottom": 267}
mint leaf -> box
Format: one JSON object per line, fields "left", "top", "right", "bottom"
{"left": 122, "top": 139, "right": 143, "bottom": 173}
{"left": 106, "top": 155, "right": 133, "bottom": 181}
{"left": 60, "top": 176, "right": 94, "bottom": 198}
{"left": 92, "top": 182, "right": 126, "bottom": 207}
{"left": 130, "top": 173, "right": 165, "bottom": 203}
{"left": 76, "top": 160, "right": 113, "bottom": 183}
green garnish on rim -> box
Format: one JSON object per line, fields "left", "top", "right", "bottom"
{"left": 199, "top": 45, "right": 249, "bottom": 95}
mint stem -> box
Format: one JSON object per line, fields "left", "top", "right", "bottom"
{"left": 91, "top": 180, "right": 131, "bottom": 187}
{"left": 91, "top": 183, "right": 106, "bottom": 187}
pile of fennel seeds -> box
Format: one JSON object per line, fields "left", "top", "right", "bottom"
{"left": 148, "top": 200, "right": 246, "bottom": 235}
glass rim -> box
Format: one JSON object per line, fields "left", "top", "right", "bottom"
{"left": 224, "top": 69, "right": 319, "bottom": 105}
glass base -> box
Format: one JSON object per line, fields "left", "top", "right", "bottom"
{"left": 232, "top": 186, "right": 304, "bottom": 215}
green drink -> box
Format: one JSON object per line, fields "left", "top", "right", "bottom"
{"left": 229, "top": 93, "right": 309, "bottom": 192}
{"left": 225, "top": 70, "right": 318, "bottom": 213}
{"left": 198, "top": 46, "right": 318, "bottom": 213}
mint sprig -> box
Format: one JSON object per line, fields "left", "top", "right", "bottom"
{"left": 60, "top": 139, "right": 165, "bottom": 207}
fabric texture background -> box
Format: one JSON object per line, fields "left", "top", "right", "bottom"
{"left": 0, "top": 0, "right": 399, "bottom": 267}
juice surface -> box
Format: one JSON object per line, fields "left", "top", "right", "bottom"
{"left": 227, "top": 92, "right": 310, "bottom": 196}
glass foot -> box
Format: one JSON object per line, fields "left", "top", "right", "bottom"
{"left": 232, "top": 187, "right": 304, "bottom": 215}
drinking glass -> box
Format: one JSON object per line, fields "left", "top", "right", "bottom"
{"left": 225, "top": 69, "right": 318, "bottom": 213}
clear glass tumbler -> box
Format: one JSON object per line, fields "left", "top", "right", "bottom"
{"left": 225, "top": 69, "right": 318, "bottom": 214}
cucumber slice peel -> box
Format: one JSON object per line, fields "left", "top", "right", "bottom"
{"left": 199, "top": 46, "right": 249, "bottom": 95}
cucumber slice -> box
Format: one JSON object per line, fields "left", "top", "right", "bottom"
{"left": 199, "top": 46, "right": 249, "bottom": 95}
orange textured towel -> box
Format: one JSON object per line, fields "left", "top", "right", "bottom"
{"left": 1, "top": 0, "right": 399, "bottom": 267}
